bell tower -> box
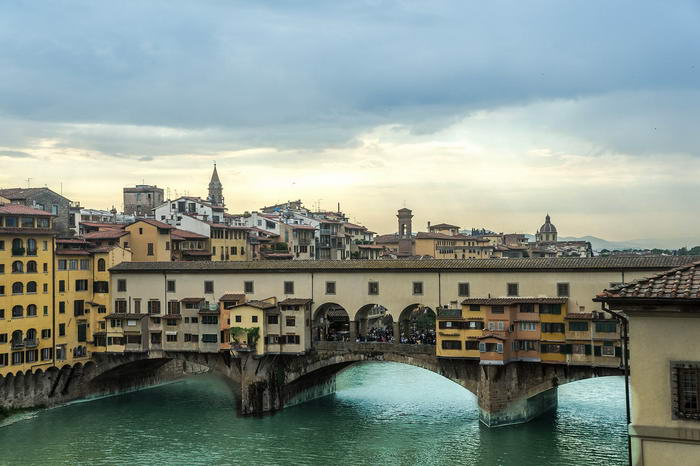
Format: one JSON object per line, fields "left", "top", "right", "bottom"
{"left": 207, "top": 163, "right": 224, "bottom": 207}
{"left": 397, "top": 207, "right": 414, "bottom": 256}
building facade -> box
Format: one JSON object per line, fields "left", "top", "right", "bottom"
{"left": 123, "top": 185, "right": 164, "bottom": 217}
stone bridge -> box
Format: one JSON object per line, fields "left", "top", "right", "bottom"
{"left": 0, "top": 344, "right": 623, "bottom": 427}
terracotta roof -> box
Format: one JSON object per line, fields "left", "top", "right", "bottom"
{"left": 478, "top": 333, "right": 507, "bottom": 341}
{"left": 171, "top": 228, "right": 208, "bottom": 240}
{"left": 375, "top": 234, "right": 400, "bottom": 244}
{"left": 105, "top": 313, "right": 147, "bottom": 320}
{"left": 219, "top": 293, "right": 245, "bottom": 302}
{"left": 89, "top": 246, "right": 115, "bottom": 254}
{"left": 0, "top": 187, "right": 70, "bottom": 202}
{"left": 180, "top": 297, "right": 205, "bottom": 303}
{"left": 358, "top": 244, "right": 384, "bottom": 249}
{"left": 84, "top": 229, "right": 128, "bottom": 240}
{"left": 343, "top": 222, "right": 366, "bottom": 230}
{"left": 111, "top": 256, "right": 700, "bottom": 274}
{"left": 460, "top": 297, "right": 568, "bottom": 305}
{"left": 596, "top": 260, "right": 700, "bottom": 302}
{"left": 278, "top": 298, "right": 312, "bottom": 305}
{"left": 56, "top": 238, "right": 87, "bottom": 244}
{"left": 290, "top": 224, "right": 317, "bottom": 231}
{"left": 565, "top": 313, "right": 594, "bottom": 320}
{"left": 429, "top": 223, "right": 460, "bottom": 229}
{"left": 231, "top": 300, "right": 277, "bottom": 310}
{"left": 0, "top": 203, "right": 54, "bottom": 216}
{"left": 131, "top": 218, "right": 174, "bottom": 230}
{"left": 80, "top": 222, "right": 125, "bottom": 229}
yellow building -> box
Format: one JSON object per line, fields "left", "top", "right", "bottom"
{"left": 0, "top": 204, "right": 56, "bottom": 377}
{"left": 436, "top": 305, "right": 484, "bottom": 359}
{"left": 210, "top": 224, "right": 249, "bottom": 261}
{"left": 416, "top": 232, "right": 494, "bottom": 259}
{"left": 596, "top": 262, "right": 700, "bottom": 465}
{"left": 124, "top": 219, "right": 173, "bottom": 262}
{"left": 229, "top": 300, "right": 273, "bottom": 354}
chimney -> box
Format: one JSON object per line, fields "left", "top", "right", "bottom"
{"left": 428, "top": 221, "right": 431, "bottom": 229}
{"left": 337, "top": 202, "right": 340, "bottom": 213}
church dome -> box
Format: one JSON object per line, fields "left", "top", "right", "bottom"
{"left": 539, "top": 214, "right": 557, "bottom": 234}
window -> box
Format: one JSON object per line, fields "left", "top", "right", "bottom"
{"left": 557, "top": 283, "right": 570, "bottom": 297}
{"left": 59, "top": 323, "right": 66, "bottom": 337}
{"left": 368, "top": 281, "right": 379, "bottom": 295}
{"left": 202, "top": 334, "right": 218, "bottom": 343}
{"left": 465, "top": 340, "right": 479, "bottom": 350}
{"left": 148, "top": 300, "right": 161, "bottom": 314}
{"left": 540, "top": 303, "right": 561, "bottom": 314}
{"left": 11, "top": 261, "right": 24, "bottom": 273}
{"left": 0, "top": 354, "right": 7, "bottom": 367}
{"left": 43, "top": 263, "right": 47, "bottom": 273}
{"left": 79, "top": 259, "right": 90, "bottom": 270}
{"left": 268, "top": 315, "right": 279, "bottom": 324}
{"left": 74, "top": 300, "right": 85, "bottom": 316}
{"left": 93, "top": 281, "right": 109, "bottom": 293}
{"left": 58, "top": 259, "right": 67, "bottom": 270}
{"left": 235, "top": 315, "right": 241, "bottom": 323}
{"left": 69, "top": 259, "right": 78, "bottom": 270}
{"left": 204, "top": 281, "right": 214, "bottom": 293}
{"left": 43, "top": 283, "right": 48, "bottom": 293}
{"left": 167, "top": 280, "right": 176, "bottom": 292}
{"left": 202, "top": 315, "right": 218, "bottom": 325}
{"left": 117, "top": 279, "right": 127, "bottom": 292}
{"left": 147, "top": 243, "right": 154, "bottom": 256}
{"left": 518, "top": 322, "right": 537, "bottom": 331}
{"left": 284, "top": 281, "right": 294, "bottom": 294}
{"left": 115, "top": 300, "right": 127, "bottom": 313}
{"left": 251, "top": 315, "right": 258, "bottom": 323}
{"left": 12, "top": 352, "right": 24, "bottom": 365}
{"left": 97, "top": 258, "right": 106, "bottom": 271}
{"left": 75, "top": 279, "right": 88, "bottom": 291}
{"left": 412, "top": 281, "right": 423, "bottom": 295}
{"left": 286, "top": 316, "right": 296, "bottom": 327}
{"left": 542, "top": 323, "right": 565, "bottom": 333}
{"left": 569, "top": 321, "right": 589, "bottom": 332}
{"left": 441, "top": 340, "right": 462, "bottom": 350}
{"left": 0, "top": 334, "right": 6, "bottom": 343}
{"left": 166, "top": 333, "right": 178, "bottom": 342}
{"left": 59, "top": 301, "right": 66, "bottom": 314}
{"left": 26, "top": 281, "right": 37, "bottom": 293}
{"left": 51, "top": 205, "right": 58, "bottom": 215}
{"left": 602, "top": 341, "right": 615, "bottom": 356}
{"left": 0, "top": 309, "right": 3, "bottom": 319}
{"left": 27, "top": 304, "right": 37, "bottom": 317}
{"left": 507, "top": 283, "right": 519, "bottom": 297}
{"left": 12, "top": 306, "right": 22, "bottom": 318}
{"left": 41, "top": 329, "right": 51, "bottom": 339}
{"left": 325, "top": 281, "right": 336, "bottom": 295}
{"left": 244, "top": 281, "right": 254, "bottom": 293}
{"left": 167, "top": 301, "right": 180, "bottom": 315}
{"left": 41, "top": 348, "right": 52, "bottom": 361}
{"left": 571, "top": 344, "right": 587, "bottom": 354}
{"left": 12, "top": 282, "right": 23, "bottom": 294}
{"left": 458, "top": 282, "right": 470, "bottom": 297}
{"left": 469, "top": 305, "right": 480, "bottom": 312}
{"left": 595, "top": 322, "right": 617, "bottom": 333}
{"left": 672, "top": 362, "right": 700, "bottom": 420}
{"left": 491, "top": 305, "right": 504, "bottom": 314}
{"left": 0, "top": 240, "right": 3, "bottom": 250}
{"left": 520, "top": 303, "right": 535, "bottom": 313}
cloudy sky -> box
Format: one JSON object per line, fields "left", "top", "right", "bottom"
{"left": 1, "top": 1, "right": 699, "bottom": 241}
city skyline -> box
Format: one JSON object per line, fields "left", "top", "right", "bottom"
{"left": 2, "top": 1, "right": 699, "bottom": 241}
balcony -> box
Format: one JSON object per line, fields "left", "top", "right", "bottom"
{"left": 26, "top": 249, "right": 37, "bottom": 257}
{"left": 12, "top": 247, "right": 25, "bottom": 256}
{"left": 11, "top": 340, "right": 24, "bottom": 350}
{"left": 437, "top": 308, "right": 463, "bottom": 319}
{"left": 25, "top": 339, "right": 38, "bottom": 348}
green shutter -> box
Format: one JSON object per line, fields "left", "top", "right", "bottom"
{"left": 594, "top": 346, "right": 602, "bottom": 356}
{"left": 585, "top": 344, "right": 592, "bottom": 355}
{"left": 615, "top": 346, "right": 622, "bottom": 357}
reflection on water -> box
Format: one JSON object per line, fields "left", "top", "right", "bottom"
{"left": 0, "top": 362, "right": 627, "bottom": 465}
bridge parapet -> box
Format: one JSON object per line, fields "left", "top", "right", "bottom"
{"left": 314, "top": 341, "right": 435, "bottom": 355}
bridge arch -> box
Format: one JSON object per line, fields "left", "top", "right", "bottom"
{"left": 397, "top": 304, "right": 436, "bottom": 345}
{"left": 313, "top": 302, "right": 350, "bottom": 342}
{"left": 355, "top": 304, "right": 392, "bottom": 342}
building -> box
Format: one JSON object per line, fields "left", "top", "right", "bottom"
{"left": 532, "top": 214, "right": 593, "bottom": 258}
{"left": 0, "top": 204, "right": 56, "bottom": 376}
{"left": 0, "top": 187, "right": 73, "bottom": 234}
{"left": 536, "top": 214, "right": 558, "bottom": 243}
{"left": 123, "top": 219, "right": 174, "bottom": 262}
{"left": 207, "top": 164, "right": 224, "bottom": 207}
{"left": 397, "top": 208, "right": 414, "bottom": 256}
{"left": 596, "top": 261, "right": 700, "bottom": 465}
{"left": 123, "top": 185, "right": 164, "bottom": 217}
{"left": 415, "top": 232, "right": 494, "bottom": 259}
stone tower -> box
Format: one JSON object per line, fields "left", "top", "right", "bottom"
{"left": 207, "top": 163, "right": 224, "bottom": 207}
{"left": 397, "top": 207, "right": 414, "bottom": 256}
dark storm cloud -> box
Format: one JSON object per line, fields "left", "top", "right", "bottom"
{"left": 0, "top": 0, "right": 698, "bottom": 153}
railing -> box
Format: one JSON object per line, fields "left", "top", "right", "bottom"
{"left": 11, "top": 340, "right": 24, "bottom": 349}
{"left": 437, "top": 308, "right": 463, "bottom": 318}
{"left": 26, "top": 249, "right": 37, "bottom": 256}
{"left": 12, "top": 247, "right": 25, "bottom": 256}
{"left": 25, "top": 339, "right": 38, "bottom": 348}
{"left": 314, "top": 340, "right": 435, "bottom": 355}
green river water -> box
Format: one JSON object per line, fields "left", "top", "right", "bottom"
{"left": 0, "top": 362, "right": 627, "bottom": 465}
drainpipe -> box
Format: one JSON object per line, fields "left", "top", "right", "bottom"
{"left": 602, "top": 302, "right": 631, "bottom": 466}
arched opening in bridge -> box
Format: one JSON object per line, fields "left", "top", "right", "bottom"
{"left": 313, "top": 303, "right": 350, "bottom": 342}
{"left": 398, "top": 304, "right": 436, "bottom": 345}
{"left": 354, "top": 304, "right": 393, "bottom": 342}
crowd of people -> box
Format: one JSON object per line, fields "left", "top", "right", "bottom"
{"left": 356, "top": 326, "right": 394, "bottom": 343}
{"left": 354, "top": 327, "right": 436, "bottom": 345}
{"left": 399, "top": 329, "right": 436, "bottom": 345}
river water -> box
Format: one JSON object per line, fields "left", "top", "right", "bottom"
{"left": 0, "top": 362, "right": 627, "bottom": 465}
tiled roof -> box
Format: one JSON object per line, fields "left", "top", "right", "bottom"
{"left": 56, "top": 238, "right": 87, "bottom": 244}
{"left": 0, "top": 227, "right": 57, "bottom": 236}
{"left": 279, "top": 298, "right": 312, "bottom": 305}
{"left": 290, "top": 224, "right": 317, "bottom": 230}
{"left": 84, "top": 229, "right": 128, "bottom": 240}
{"left": 180, "top": 297, "right": 205, "bottom": 303}
{"left": 429, "top": 223, "right": 460, "bottom": 229}
{"left": 231, "top": 300, "right": 277, "bottom": 310}
{"left": 110, "top": 256, "right": 700, "bottom": 274}
{"left": 374, "top": 234, "right": 400, "bottom": 244}
{"left": 105, "top": 313, "right": 147, "bottom": 320}
{"left": 460, "top": 297, "right": 568, "bottom": 305}
{"left": 0, "top": 203, "right": 54, "bottom": 216}
{"left": 131, "top": 218, "right": 174, "bottom": 230}
{"left": 565, "top": 313, "right": 594, "bottom": 320}
{"left": 342, "top": 222, "right": 366, "bottom": 230}
{"left": 80, "top": 221, "right": 125, "bottom": 229}
{"left": 56, "top": 248, "right": 91, "bottom": 256}
{"left": 0, "top": 187, "right": 70, "bottom": 202}
{"left": 171, "top": 228, "right": 208, "bottom": 240}
{"left": 596, "top": 260, "right": 700, "bottom": 301}
{"left": 219, "top": 293, "right": 245, "bottom": 302}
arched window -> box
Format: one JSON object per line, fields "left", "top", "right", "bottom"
{"left": 12, "top": 306, "right": 23, "bottom": 318}
{"left": 11, "top": 330, "right": 23, "bottom": 346}
{"left": 97, "top": 258, "right": 106, "bottom": 272}
{"left": 26, "top": 328, "right": 37, "bottom": 342}
{"left": 12, "top": 261, "right": 24, "bottom": 273}
{"left": 27, "top": 239, "right": 37, "bottom": 255}
{"left": 12, "top": 282, "right": 23, "bottom": 294}
{"left": 27, "top": 304, "right": 37, "bottom": 316}
{"left": 26, "top": 261, "right": 37, "bottom": 273}
{"left": 12, "top": 238, "right": 24, "bottom": 254}
{"left": 26, "top": 281, "right": 37, "bottom": 293}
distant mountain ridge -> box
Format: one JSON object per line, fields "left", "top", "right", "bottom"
{"left": 523, "top": 234, "right": 700, "bottom": 251}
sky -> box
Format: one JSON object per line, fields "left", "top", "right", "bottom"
{"left": 1, "top": 0, "right": 699, "bottom": 241}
